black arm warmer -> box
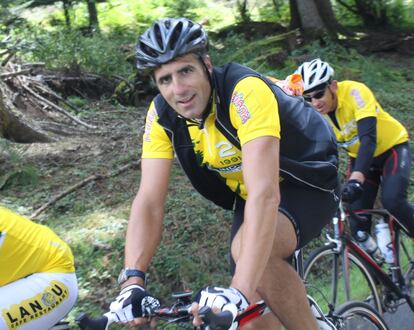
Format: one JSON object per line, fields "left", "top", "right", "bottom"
{"left": 353, "top": 116, "right": 377, "bottom": 174}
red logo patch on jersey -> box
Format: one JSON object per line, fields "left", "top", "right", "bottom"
{"left": 231, "top": 91, "right": 251, "bottom": 124}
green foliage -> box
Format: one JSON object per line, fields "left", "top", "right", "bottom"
{"left": 334, "top": 0, "right": 414, "bottom": 29}
{"left": 256, "top": 0, "right": 290, "bottom": 25}
{"left": 210, "top": 31, "right": 294, "bottom": 71}
{"left": 66, "top": 96, "right": 89, "bottom": 108}
{"left": 210, "top": 33, "right": 254, "bottom": 66}
{"left": 235, "top": 0, "right": 251, "bottom": 23}
{"left": 162, "top": 0, "right": 205, "bottom": 19}
{"left": 17, "top": 28, "right": 134, "bottom": 77}
{"left": 0, "top": 139, "right": 39, "bottom": 190}
{"left": 4, "top": 0, "right": 237, "bottom": 79}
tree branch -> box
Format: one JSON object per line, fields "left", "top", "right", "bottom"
{"left": 336, "top": 0, "right": 357, "bottom": 14}
{"left": 21, "top": 83, "right": 97, "bottom": 129}
{"left": 30, "top": 160, "right": 140, "bottom": 219}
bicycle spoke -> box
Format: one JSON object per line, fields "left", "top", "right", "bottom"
{"left": 396, "top": 227, "right": 414, "bottom": 311}
{"left": 336, "top": 301, "right": 389, "bottom": 330}
{"left": 304, "top": 244, "right": 381, "bottom": 313}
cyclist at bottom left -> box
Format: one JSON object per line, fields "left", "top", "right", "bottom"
{"left": 0, "top": 206, "right": 78, "bottom": 330}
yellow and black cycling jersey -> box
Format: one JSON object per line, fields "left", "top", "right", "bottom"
{"left": 143, "top": 76, "right": 280, "bottom": 200}
{"left": 328, "top": 80, "right": 409, "bottom": 158}
{"left": 0, "top": 207, "right": 75, "bottom": 286}
{"left": 143, "top": 62, "right": 338, "bottom": 209}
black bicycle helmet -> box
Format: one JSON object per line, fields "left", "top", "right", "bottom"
{"left": 135, "top": 18, "right": 208, "bottom": 69}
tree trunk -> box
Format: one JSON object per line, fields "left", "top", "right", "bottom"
{"left": 62, "top": 0, "right": 72, "bottom": 28}
{"left": 237, "top": 0, "right": 251, "bottom": 23}
{"left": 290, "top": 0, "right": 345, "bottom": 40}
{"left": 0, "top": 81, "right": 51, "bottom": 143}
{"left": 86, "top": 0, "right": 100, "bottom": 32}
{"left": 315, "top": 0, "right": 350, "bottom": 36}
{"left": 289, "top": 0, "right": 301, "bottom": 30}
{"left": 0, "top": 63, "right": 98, "bottom": 143}
{"left": 291, "top": 0, "right": 328, "bottom": 39}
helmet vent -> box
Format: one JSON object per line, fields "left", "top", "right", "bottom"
{"left": 170, "top": 22, "right": 183, "bottom": 50}
{"left": 140, "top": 42, "right": 158, "bottom": 58}
{"left": 189, "top": 29, "right": 202, "bottom": 43}
{"left": 153, "top": 24, "right": 163, "bottom": 50}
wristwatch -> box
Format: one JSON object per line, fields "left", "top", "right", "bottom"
{"left": 117, "top": 268, "right": 146, "bottom": 285}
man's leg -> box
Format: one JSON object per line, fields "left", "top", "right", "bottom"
{"left": 259, "top": 212, "right": 319, "bottom": 330}
{"left": 232, "top": 212, "right": 318, "bottom": 330}
{"left": 381, "top": 143, "right": 414, "bottom": 237}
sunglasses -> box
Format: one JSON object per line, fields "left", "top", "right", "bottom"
{"left": 304, "top": 87, "right": 327, "bottom": 102}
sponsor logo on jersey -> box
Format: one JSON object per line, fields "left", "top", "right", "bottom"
{"left": 231, "top": 91, "right": 251, "bottom": 124}
{"left": 0, "top": 231, "right": 5, "bottom": 248}
{"left": 338, "top": 135, "right": 359, "bottom": 148}
{"left": 2, "top": 280, "right": 69, "bottom": 329}
{"left": 350, "top": 89, "right": 366, "bottom": 108}
{"left": 340, "top": 119, "right": 357, "bottom": 136}
{"left": 143, "top": 107, "right": 158, "bottom": 142}
{"left": 207, "top": 163, "right": 242, "bottom": 174}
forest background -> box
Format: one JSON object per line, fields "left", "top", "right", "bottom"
{"left": 1, "top": 0, "right": 414, "bottom": 329}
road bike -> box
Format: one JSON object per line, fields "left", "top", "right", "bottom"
{"left": 303, "top": 203, "right": 414, "bottom": 315}
{"left": 76, "top": 250, "right": 389, "bottom": 329}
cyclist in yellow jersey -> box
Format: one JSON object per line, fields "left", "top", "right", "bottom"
{"left": 0, "top": 207, "right": 77, "bottom": 330}
{"left": 296, "top": 58, "right": 414, "bottom": 238}
{"left": 108, "top": 18, "right": 340, "bottom": 330}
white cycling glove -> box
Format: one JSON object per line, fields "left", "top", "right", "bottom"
{"left": 109, "top": 285, "right": 160, "bottom": 323}
{"left": 195, "top": 286, "right": 249, "bottom": 329}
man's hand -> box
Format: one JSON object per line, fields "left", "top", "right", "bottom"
{"left": 192, "top": 286, "right": 249, "bottom": 329}
{"left": 109, "top": 284, "right": 160, "bottom": 323}
{"left": 342, "top": 179, "right": 364, "bottom": 203}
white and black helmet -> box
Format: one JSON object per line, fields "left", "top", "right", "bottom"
{"left": 296, "top": 59, "right": 334, "bottom": 93}
{"left": 135, "top": 18, "right": 208, "bottom": 69}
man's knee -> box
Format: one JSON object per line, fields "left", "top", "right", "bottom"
{"left": 382, "top": 196, "right": 414, "bottom": 237}
{"left": 382, "top": 193, "right": 403, "bottom": 213}
{"left": 241, "top": 308, "right": 281, "bottom": 329}
{"left": 272, "top": 212, "right": 297, "bottom": 258}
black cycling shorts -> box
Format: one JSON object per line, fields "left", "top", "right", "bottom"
{"left": 229, "top": 179, "right": 340, "bottom": 274}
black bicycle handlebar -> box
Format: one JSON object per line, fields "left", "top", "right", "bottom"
{"left": 76, "top": 312, "right": 113, "bottom": 330}
{"left": 342, "top": 202, "right": 390, "bottom": 223}
{"left": 199, "top": 306, "right": 234, "bottom": 329}
{"left": 76, "top": 305, "right": 234, "bottom": 330}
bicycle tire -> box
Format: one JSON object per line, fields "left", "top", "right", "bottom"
{"left": 304, "top": 243, "right": 382, "bottom": 313}
{"left": 335, "top": 301, "right": 389, "bottom": 330}
{"left": 395, "top": 226, "right": 414, "bottom": 311}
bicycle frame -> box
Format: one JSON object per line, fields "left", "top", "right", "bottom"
{"left": 329, "top": 205, "right": 414, "bottom": 311}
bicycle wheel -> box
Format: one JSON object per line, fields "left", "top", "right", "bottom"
{"left": 335, "top": 301, "right": 389, "bottom": 330}
{"left": 395, "top": 226, "right": 414, "bottom": 310}
{"left": 304, "top": 243, "right": 382, "bottom": 313}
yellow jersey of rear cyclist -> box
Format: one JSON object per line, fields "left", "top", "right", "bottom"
{"left": 297, "top": 58, "right": 414, "bottom": 238}
{"left": 0, "top": 207, "right": 78, "bottom": 330}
